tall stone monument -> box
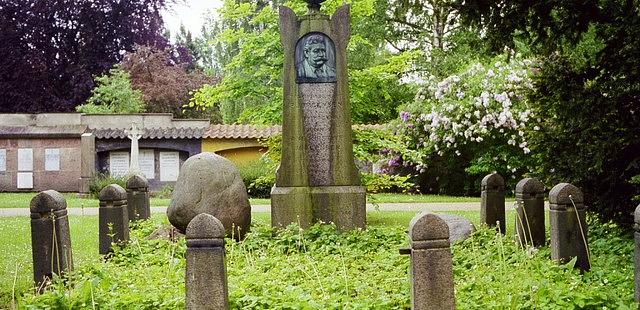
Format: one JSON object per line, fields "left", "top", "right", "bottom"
{"left": 271, "top": 0, "right": 366, "bottom": 231}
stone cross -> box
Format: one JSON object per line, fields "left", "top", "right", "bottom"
{"left": 98, "top": 184, "right": 130, "bottom": 255}
{"left": 401, "top": 212, "right": 455, "bottom": 310}
{"left": 126, "top": 174, "right": 150, "bottom": 221}
{"left": 185, "top": 213, "right": 229, "bottom": 310}
{"left": 480, "top": 173, "right": 505, "bottom": 234}
{"left": 514, "top": 178, "right": 546, "bottom": 247}
{"left": 634, "top": 204, "right": 640, "bottom": 302}
{"left": 549, "top": 183, "right": 590, "bottom": 271}
{"left": 125, "top": 122, "right": 143, "bottom": 174}
{"left": 30, "top": 190, "right": 73, "bottom": 289}
{"left": 272, "top": 2, "right": 366, "bottom": 232}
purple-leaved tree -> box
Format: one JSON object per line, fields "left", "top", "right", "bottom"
{"left": 0, "top": 0, "right": 175, "bottom": 112}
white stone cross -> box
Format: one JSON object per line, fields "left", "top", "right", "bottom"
{"left": 125, "top": 122, "right": 143, "bottom": 174}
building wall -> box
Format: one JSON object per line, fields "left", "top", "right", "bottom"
{"left": 96, "top": 138, "right": 202, "bottom": 190}
{"left": 0, "top": 138, "right": 81, "bottom": 192}
{"left": 202, "top": 138, "right": 266, "bottom": 165}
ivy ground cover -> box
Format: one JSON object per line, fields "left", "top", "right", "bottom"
{"left": 1, "top": 212, "right": 635, "bottom": 309}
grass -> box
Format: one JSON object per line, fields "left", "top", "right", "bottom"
{"left": 0, "top": 192, "right": 171, "bottom": 209}
{"left": 2, "top": 210, "right": 634, "bottom": 308}
{"left": 0, "top": 192, "right": 491, "bottom": 208}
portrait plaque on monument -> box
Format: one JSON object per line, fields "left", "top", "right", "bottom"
{"left": 295, "top": 33, "right": 336, "bottom": 83}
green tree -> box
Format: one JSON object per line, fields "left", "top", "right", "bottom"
{"left": 190, "top": 0, "right": 416, "bottom": 124}
{"left": 75, "top": 68, "right": 145, "bottom": 114}
{"left": 175, "top": 23, "right": 200, "bottom": 69}
{"left": 456, "top": 0, "right": 640, "bottom": 223}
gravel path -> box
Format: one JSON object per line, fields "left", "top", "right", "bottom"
{"left": 0, "top": 202, "right": 523, "bottom": 217}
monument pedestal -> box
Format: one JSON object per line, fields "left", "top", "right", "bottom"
{"left": 271, "top": 185, "right": 366, "bottom": 231}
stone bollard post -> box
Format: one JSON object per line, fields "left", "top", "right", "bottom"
{"left": 99, "top": 184, "right": 129, "bottom": 255}
{"left": 514, "top": 178, "right": 546, "bottom": 247}
{"left": 30, "top": 190, "right": 73, "bottom": 288}
{"left": 549, "top": 183, "right": 590, "bottom": 271}
{"left": 400, "top": 212, "right": 455, "bottom": 310}
{"left": 634, "top": 204, "right": 640, "bottom": 302}
{"left": 186, "top": 213, "right": 229, "bottom": 310}
{"left": 126, "top": 174, "right": 150, "bottom": 221}
{"left": 481, "top": 173, "right": 505, "bottom": 234}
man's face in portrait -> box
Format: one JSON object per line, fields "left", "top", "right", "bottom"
{"left": 304, "top": 43, "right": 327, "bottom": 68}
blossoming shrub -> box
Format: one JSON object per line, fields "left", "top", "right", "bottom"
{"left": 397, "top": 55, "right": 538, "bottom": 194}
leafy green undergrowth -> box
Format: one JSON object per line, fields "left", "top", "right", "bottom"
{"left": 15, "top": 214, "right": 637, "bottom": 309}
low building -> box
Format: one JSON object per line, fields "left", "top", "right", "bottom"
{"left": 0, "top": 120, "right": 87, "bottom": 192}
{"left": 0, "top": 113, "right": 208, "bottom": 192}
{"left": 202, "top": 124, "right": 281, "bottom": 165}
{"left": 0, "top": 114, "right": 290, "bottom": 193}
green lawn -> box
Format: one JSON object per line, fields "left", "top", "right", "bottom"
{"left": 0, "top": 210, "right": 520, "bottom": 308}
{"left": 2, "top": 210, "right": 634, "bottom": 308}
{"left": 0, "top": 192, "right": 492, "bottom": 208}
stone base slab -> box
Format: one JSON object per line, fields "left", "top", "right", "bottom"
{"left": 270, "top": 185, "right": 366, "bottom": 231}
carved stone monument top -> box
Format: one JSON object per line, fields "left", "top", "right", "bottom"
{"left": 304, "top": 0, "right": 326, "bottom": 11}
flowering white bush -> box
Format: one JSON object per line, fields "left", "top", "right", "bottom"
{"left": 397, "top": 54, "right": 539, "bottom": 181}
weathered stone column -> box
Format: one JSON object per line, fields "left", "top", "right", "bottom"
{"left": 514, "top": 178, "right": 546, "bottom": 247}
{"left": 401, "top": 212, "right": 455, "bottom": 310}
{"left": 271, "top": 1, "right": 366, "bottom": 231}
{"left": 185, "top": 214, "right": 229, "bottom": 310}
{"left": 634, "top": 204, "right": 640, "bottom": 302}
{"left": 99, "top": 184, "right": 129, "bottom": 255}
{"left": 126, "top": 174, "right": 150, "bottom": 221}
{"left": 480, "top": 173, "right": 505, "bottom": 233}
{"left": 79, "top": 133, "right": 96, "bottom": 194}
{"left": 549, "top": 183, "right": 590, "bottom": 271}
{"left": 30, "top": 190, "right": 73, "bottom": 288}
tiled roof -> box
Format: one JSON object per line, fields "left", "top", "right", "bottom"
{"left": 204, "top": 124, "right": 282, "bottom": 139}
{"left": 0, "top": 126, "right": 87, "bottom": 138}
{"left": 91, "top": 127, "right": 207, "bottom": 139}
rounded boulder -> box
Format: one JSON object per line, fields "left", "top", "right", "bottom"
{"left": 167, "top": 153, "right": 251, "bottom": 239}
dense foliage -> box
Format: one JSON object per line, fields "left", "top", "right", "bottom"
{"left": 15, "top": 214, "right": 636, "bottom": 308}
{"left": 75, "top": 68, "right": 145, "bottom": 114}
{"left": 188, "top": 0, "right": 415, "bottom": 125}
{"left": 455, "top": 0, "right": 640, "bottom": 223}
{"left": 0, "top": 0, "right": 170, "bottom": 112}
{"left": 87, "top": 173, "right": 128, "bottom": 199}
{"left": 121, "top": 45, "right": 219, "bottom": 120}
{"left": 396, "top": 55, "right": 537, "bottom": 194}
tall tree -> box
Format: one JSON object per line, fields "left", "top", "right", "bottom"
{"left": 191, "top": 0, "right": 416, "bottom": 125}
{"left": 456, "top": 0, "right": 640, "bottom": 223}
{"left": 384, "top": 0, "right": 486, "bottom": 78}
{"left": 0, "top": 0, "right": 171, "bottom": 113}
{"left": 121, "top": 45, "right": 219, "bottom": 120}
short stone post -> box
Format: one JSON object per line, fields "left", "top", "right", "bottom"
{"left": 99, "top": 184, "right": 129, "bottom": 255}
{"left": 126, "top": 174, "right": 150, "bottom": 221}
{"left": 549, "top": 183, "right": 590, "bottom": 271}
{"left": 400, "top": 212, "right": 455, "bottom": 310}
{"left": 634, "top": 204, "right": 640, "bottom": 302}
{"left": 30, "top": 190, "right": 73, "bottom": 288}
{"left": 185, "top": 214, "right": 229, "bottom": 310}
{"left": 514, "top": 178, "right": 546, "bottom": 247}
{"left": 480, "top": 173, "right": 505, "bottom": 234}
